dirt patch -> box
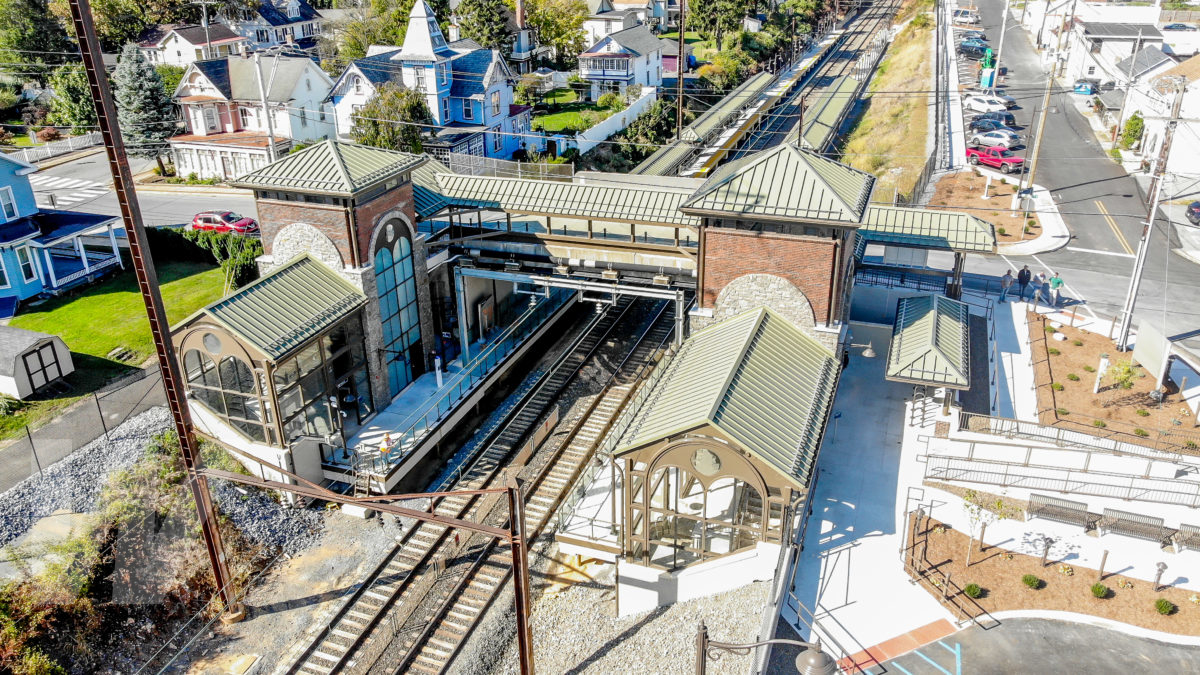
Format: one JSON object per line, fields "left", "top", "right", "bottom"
{"left": 907, "top": 516, "right": 1200, "bottom": 635}
{"left": 929, "top": 169, "right": 1040, "bottom": 242}
{"left": 1025, "top": 311, "right": 1200, "bottom": 452}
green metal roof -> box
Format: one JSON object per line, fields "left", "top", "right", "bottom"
{"left": 434, "top": 173, "right": 701, "bottom": 227}
{"left": 630, "top": 140, "right": 697, "bottom": 176}
{"left": 230, "top": 140, "right": 426, "bottom": 196}
{"left": 187, "top": 255, "right": 366, "bottom": 361}
{"left": 617, "top": 307, "right": 839, "bottom": 487}
{"left": 683, "top": 71, "right": 774, "bottom": 144}
{"left": 861, "top": 205, "right": 997, "bottom": 253}
{"left": 792, "top": 75, "right": 858, "bottom": 152}
{"left": 411, "top": 156, "right": 452, "bottom": 219}
{"left": 886, "top": 294, "right": 971, "bottom": 389}
{"left": 680, "top": 143, "right": 875, "bottom": 224}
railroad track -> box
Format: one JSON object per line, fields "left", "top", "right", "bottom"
{"left": 284, "top": 296, "right": 668, "bottom": 674}
{"left": 389, "top": 298, "right": 678, "bottom": 674}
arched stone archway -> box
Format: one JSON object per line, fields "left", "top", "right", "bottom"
{"left": 710, "top": 273, "right": 816, "bottom": 332}
{"left": 269, "top": 223, "right": 345, "bottom": 274}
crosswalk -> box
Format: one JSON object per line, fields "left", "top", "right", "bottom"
{"left": 29, "top": 174, "right": 110, "bottom": 209}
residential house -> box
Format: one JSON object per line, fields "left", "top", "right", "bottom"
{"left": 0, "top": 154, "right": 123, "bottom": 317}
{"left": 1065, "top": 21, "right": 1164, "bottom": 84}
{"left": 221, "top": 0, "right": 325, "bottom": 50}
{"left": 1126, "top": 54, "right": 1200, "bottom": 176}
{"left": 579, "top": 24, "right": 667, "bottom": 93}
{"left": 327, "top": 1, "right": 536, "bottom": 160}
{"left": 136, "top": 24, "right": 250, "bottom": 67}
{"left": 169, "top": 53, "right": 335, "bottom": 180}
{"left": 660, "top": 38, "right": 692, "bottom": 75}
{"left": 446, "top": 0, "right": 543, "bottom": 73}
{"left": 584, "top": 0, "right": 640, "bottom": 45}
{"left": 611, "top": 0, "right": 667, "bottom": 28}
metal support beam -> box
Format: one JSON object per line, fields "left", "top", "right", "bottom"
{"left": 675, "top": 290, "right": 686, "bottom": 346}
{"left": 457, "top": 266, "right": 684, "bottom": 301}
{"left": 454, "top": 265, "right": 472, "bottom": 362}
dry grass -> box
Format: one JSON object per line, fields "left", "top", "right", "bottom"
{"left": 844, "top": 0, "right": 934, "bottom": 199}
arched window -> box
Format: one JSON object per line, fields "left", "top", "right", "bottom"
{"left": 374, "top": 220, "right": 423, "bottom": 396}
{"left": 352, "top": 75, "right": 363, "bottom": 95}
{"left": 643, "top": 464, "right": 766, "bottom": 569}
{"left": 184, "top": 347, "right": 269, "bottom": 443}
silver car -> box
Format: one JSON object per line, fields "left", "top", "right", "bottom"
{"left": 969, "top": 129, "right": 1022, "bottom": 149}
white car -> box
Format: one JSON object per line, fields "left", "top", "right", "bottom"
{"left": 953, "top": 9, "right": 981, "bottom": 23}
{"left": 969, "top": 129, "right": 1022, "bottom": 149}
{"left": 963, "top": 95, "right": 1009, "bottom": 113}
{"left": 962, "top": 88, "right": 1017, "bottom": 108}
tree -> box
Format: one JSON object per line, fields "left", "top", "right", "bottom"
{"left": 350, "top": 82, "right": 431, "bottom": 153}
{"left": 691, "top": 0, "right": 749, "bottom": 50}
{"left": 48, "top": 64, "right": 97, "bottom": 134}
{"left": 155, "top": 64, "right": 186, "bottom": 96}
{"left": 525, "top": 0, "right": 586, "bottom": 69}
{"left": 1121, "top": 111, "right": 1144, "bottom": 151}
{"left": 0, "top": 0, "right": 74, "bottom": 78}
{"left": 961, "top": 489, "right": 1017, "bottom": 568}
{"left": 457, "top": 0, "right": 513, "bottom": 52}
{"left": 112, "top": 43, "right": 177, "bottom": 174}
{"left": 50, "top": 0, "right": 196, "bottom": 51}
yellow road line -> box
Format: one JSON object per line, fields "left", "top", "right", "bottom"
{"left": 1095, "top": 200, "right": 1133, "bottom": 255}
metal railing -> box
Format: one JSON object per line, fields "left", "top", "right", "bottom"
{"left": 924, "top": 454, "right": 1200, "bottom": 508}
{"left": 445, "top": 151, "right": 573, "bottom": 181}
{"left": 350, "top": 287, "right": 574, "bottom": 473}
{"left": 854, "top": 267, "right": 949, "bottom": 292}
{"left": 958, "top": 411, "right": 1195, "bottom": 466}
{"left": 10, "top": 131, "right": 103, "bottom": 164}
{"left": 49, "top": 252, "right": 121, "bottom": 288}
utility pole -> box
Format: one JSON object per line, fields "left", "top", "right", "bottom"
{"left": 1117, "top": 77, "right": 1186, "bottom": 351}
{"left": 675, "top": 0, "right": 686, "bottom": 141}
{"left": 1014, "top": 76, "right": 1054, "bottom": 218}
{"left": 1113, "top": 29, "right": 1144, "bottom": 144}
{"left": 65, "top": 0, "right": 240, "bottom": 618}
{"left": 193, "top": 0, "right": 217, "bottom": 60}
{"left": 1055, "top": 0, "right": 1080, "bottom": 78}
{"left": 254, "top": 51, "right": 280, "bottom": 161}
{"left": 993, "top": 0, "right": 1010, "bottom": 90}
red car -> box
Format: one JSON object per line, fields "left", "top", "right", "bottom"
{"left": 191, "top": 211, "right": 258, "bottom": 234}
{"left": 966, "top": 145, "right": 1025, "bottom": 174}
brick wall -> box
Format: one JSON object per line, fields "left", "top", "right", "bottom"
{"left": 354, "top": 182, "right": 415, "bottom": 265}
{"left": 258, "top": 199, "right": 352, "bottom": 262}
{"left": 702, "top": 227, "right": 838, "bottom": 325}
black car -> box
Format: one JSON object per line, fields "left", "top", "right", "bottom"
{"left": 969, "top": 118, "right": 1010, "bottom": 133}
{"left": 1187, "top": 201, "right": 1200, "bottom": 225}
{"left": 1163, "top": 23, "right": 1197, "bottom": 31}
{"left": 971, "top": 110, "right": 1017, "bottom": 127}
{"left": 960, "top": 30, "right": 987, "bottom": 41}
{"left": 958, "top": 43, "right": 987, "bottom": 59}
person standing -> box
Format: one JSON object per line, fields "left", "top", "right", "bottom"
{"left": 1032, "top": 271, "right": 1048, "bottom": 308}
{"left": 1049, "top": 272, "right": 1065, "bottom": 307}
{"left": 1017, "top": 265, "right": 1032, "bottom": 300}
{"left": 999, "top": 269, "right": 1014, "bottom": 303}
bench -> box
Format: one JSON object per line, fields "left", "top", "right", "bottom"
{"left": 1027, "top": 493, "right": 1097, "bottom": 530}
{"left": 1099, "top": 508, "right": 1171, "bottom": 547}
{"left": 1173, "top": 524, "right": 1200, "bottom": 554}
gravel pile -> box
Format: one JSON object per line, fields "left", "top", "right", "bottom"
{"left": 209, "top": 480, "right": 325, "bottom": 555}
{"left": 0, "top": 407, "right": 172, "bottom": 546}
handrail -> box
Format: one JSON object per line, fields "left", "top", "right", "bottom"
{"left": 958, "top": 410, "right": 1194, "bottom": 466}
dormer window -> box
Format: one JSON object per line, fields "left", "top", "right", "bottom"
{"left": 287, "top": 0, "right": 300, "bottom": 19}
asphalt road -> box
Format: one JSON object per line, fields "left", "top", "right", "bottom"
{"left": 960, "top": 0, "right": 1200, "bottom": 343}
{"left": 30, "top": 151, "right": 259, "bottom": 229}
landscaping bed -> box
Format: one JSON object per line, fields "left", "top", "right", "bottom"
{"left": 909, "top": 515, "right": 1200, "bottom": 636}
{"left": 1026, "top": 311, "right": 1200, "bottom": 452}
{"left": 929, "top": 169, "right": 1040, "bottom": 242}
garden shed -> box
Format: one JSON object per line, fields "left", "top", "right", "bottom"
{"left": 0, "top": 325, "right": 74, "bottom": 400}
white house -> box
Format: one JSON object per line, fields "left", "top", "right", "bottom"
{"left": 327, "top": 1, "right": 537, "bottom": 159}
{"left": 221, "top": 0, "right": 325, "bottom": 50}
{"left": 0, "top": 326, "right": 74, "bottom": 400}
{"left": 137, "top": 24, "right": 250, "bottom": 67}
{"left": 584, "top": 0, "right": 640, "bottom": 45}
{"left": 169, "top": 54, "right": 335, "bottom": 180}
{"left": 579, "top": 24, "right": 666, "bottom": 93}
{"left": 1125, "top": 55, "right": 1200, "bottom": 177}
{"left": 446, "top": 0, "right": 544, "bottom": 73}
{"left": 611, "top": 0, "right": 667, "bottom": 28}
{"left": 1065, "top": 21, "right": 1165, "bottom": 84}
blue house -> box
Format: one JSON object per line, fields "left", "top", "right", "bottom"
{"left": 0, "top": 154, "right": 123, "bottom": 318}
{"left": 327, "top": 0, "right": 539, "bottom": 160}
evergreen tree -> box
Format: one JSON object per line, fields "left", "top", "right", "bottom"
{"left": 112, "top": 43, "right": 177, "bottom": 174}
{"left": 48, "top": 64, "right": 97, "bottom": 134}
{"left": 350, "top": 82, "right": 431, "bottom": 153}
{"left": 457, "top": 0, "right": 512, "bottom": 52}
{"left": 0, "top": 0, "right": 74, "bottom": 79}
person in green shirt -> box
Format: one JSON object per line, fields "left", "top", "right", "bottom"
{"left": 1049, "top": 272, "right": 1064, "bottom": 307}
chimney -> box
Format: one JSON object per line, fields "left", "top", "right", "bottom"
{"left": 516, "top": 0, "right": 526, "bottom": 29}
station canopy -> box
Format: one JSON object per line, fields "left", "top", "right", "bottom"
{"left": 886, "top": 294, "right": 971, "bottom": 389}
{"left": 860, "top": 205, "right": 996, "bottom": 253}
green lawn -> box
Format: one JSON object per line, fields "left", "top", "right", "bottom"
{"left": 8, "top": 135, "right": 39, "bottom": 147}
{"left": 659, "top": 30, "right": 705, "bottom": 44}
{"left": 543, "top": 87, "right": 579, "bottom": 106}
{"left": 2, "top": 261, "right": 226, "bottom": 438}
{"left": 533, "top": 89, "right": 623, "bottom": 133}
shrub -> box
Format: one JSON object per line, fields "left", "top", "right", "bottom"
{"left": 1136, "top": 409, "right": 1150, "bottom": 417}
{"left": 1091, "top": 583, "right": 1109, "bottom": 598}
{"left": 0, "top": 394, "right": 28, "bottom": 415}
{"left": 1045, "top": 325, "right": 1058, "bottom": 334}
{"left": 963, "top": 583, "right": 983, "bottom": 599}
{"left": 597, "top": 92, "right": 625, "bottom": 110}
{"left": 1106, "top": 359, "right": 1138, "bottom": 390}
{"left": 1052, "top": 382, "right": 1064, "bottom": 391}
{"left": 1023, "top": 226, "right": 1031, "bottom": 234}
{"left": 1056, "top": 408, "right": 1069, "bottom": 415}
{"left": 36, "top": 126, "right": 62, "bottom": 142}
{"left": 1135, "top": 428, "right": 1149, "bottom": 437}
{"left": 998, "top": 227, "right": 1007, "bottom": 236}
{"left": 1067, "top": 374, "right": 1080, "bottom": 381}
{"left": 1072, "top": 339, "right": 1083, "bottom": 346}
{"left": 1187, "top": 441, "right": 1198, "bottom": 450}
{"left": 1027, "top": 218, "right": 1037, "bottom": 227}
{"left": 1156, "top": 598, "right": 1176, "bottom": 615}
{"left": 1109, "top": 147, "right": 1122, "bottom": 161}
{"left": 1022, "top": 574, "right": 1041, "bottom": 589}
{"left": 1048, "top": 347, "right": 1060, "bottom": 356}
{"left": 1084, "top": 365, "right": 1095, "bottom": 373}
{"left": 1093, "top": 420, "right": 1107, "bottom": 428}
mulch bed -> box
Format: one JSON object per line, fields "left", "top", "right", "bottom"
{"left": 929, "top": 170, "right": 1041, "bottom": 243}
{"left": 1025, "top": 311, "right": 1200, "bottom": 453}
{"left": 908, "top": 515, "right": 1200, "bottom": 635}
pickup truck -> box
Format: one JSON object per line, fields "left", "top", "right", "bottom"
{"left": 966, "top": 145, "right": 1024, "bottom": 173}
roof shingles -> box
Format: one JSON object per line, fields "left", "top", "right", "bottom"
{"left": 231, "top": 140, "right": 425, "bottom": 196}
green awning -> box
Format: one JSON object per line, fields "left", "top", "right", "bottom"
{"left": 861, "top": 205, "right": 997, "bottom": 253}
{"left": 411, "top": 156, "right": 452, "bottom": 219}
{"left": 617, "top": 307, "right": 839, "bottom": 487}
{"left": 791, "top": 75, "right": 859, "bottom": 152}
{"left": 886, "top": 294, "right": 971, "bottom": 389}
{"left": 680, "top": 143, "right": 875, "bottom": 224}
{"left": 231, "top": 140, "right": 426, "bottom": 196}
{"left": 183, "top": 255, "right": 365, "bottom": 361}
{"left": 631, "top": 140, "right": 697, "bottom": 176}
{"left": 682, "top": 71, "right": 774, "bottom": 144}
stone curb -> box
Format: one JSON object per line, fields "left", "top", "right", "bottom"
{"left": 986, "top": 609, "right": 1200, "bottom": 647}
{"left": 968, "top": 167, "right": 1070, "bottom": 256}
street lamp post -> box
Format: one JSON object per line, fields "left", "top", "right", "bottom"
{"left": 695, "top": 622, "right": 837, "bottom": 675}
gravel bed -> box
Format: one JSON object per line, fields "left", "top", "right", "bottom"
{"left": 0, "top": 406, "right": 172, "bottom": 546}
{"left": 209, "top": 480, "right": 325, "bottom": 556}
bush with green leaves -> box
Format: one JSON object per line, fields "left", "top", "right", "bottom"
{"left": 1052, "top": 382, "right": 1064, "bottom": 391}
{"left": 1093, "top": 420, "right": 1107, "bottom": 428}
{"left": 1056, "top": 408, "right": 1069, "bottom": 415}
{"left": 1072, "top": 339, "right": 1083, "bottom": 346}
{"left": 1091, "top": 583, "right": 1109, "bottom": 598}
{"left": 998, "top": 227, "right": 1007, "bottom": 236}
{"left": 1105, "top": 359, "right": 1138, "bottom": 390}
{"left": 1121, "top": 112, "right": 1144, "bottom": 150}
{"left": 963, "top": 583, "right": 983, "bottom": 599}
{"left": 1022, "top": 574, "right": 1041, "bottom": 589}
{"left": 1156, "top": 598, "right": 1176, "bottom": 615}
{"left": 1135, "top": 428, "right": 1149, "bottom": 438}
{"left": 1084, "top": 365, "right": 1095, "bottom": 373}
{"left": 1136, "top": 409, "right": 1150, "bottom": 417}
{"left": 1045, "top": 325, "right": 1058, "bottom": 334}
{"left": 1067, "top": 374, "right": 1080, "bottom": 381}
{"left": 1048, "top": 347, "right": 1060, "bottom": 356}
{"left": 1187, "top": 441, "right": 1198, "bottom": 450}
{"left": 596, "top": 92, "right": 625, "bottom": 110}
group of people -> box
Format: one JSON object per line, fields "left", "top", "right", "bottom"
{"left": 999, "top": 265, "right": 1064, "bottom": 307}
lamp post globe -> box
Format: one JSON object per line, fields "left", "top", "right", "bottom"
{"left": 795, "top": 648, "right": 838, "bottom": 675}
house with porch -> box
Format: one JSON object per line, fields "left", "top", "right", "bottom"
{"left": 169, "top": 53, "right": 335, "bottom": 180}
{"left": 326, "top": 1, "right": 536, "bottom": 160}
{"left": 579, "top": 24, "right": 667, "bottom": 93}
{"left": 0, "top": 155, "right": 123, "bottom": 318}
{"left": 136, "top": 23, "right": 250, "bottom": 67}
{"left": 220, "top": 0, "right": 325, "bottom": 50}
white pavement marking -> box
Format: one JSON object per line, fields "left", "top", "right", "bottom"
{"left": 1064, "top": 246, "right": 1135, "bottom": 258}
{"left": 1030, "top": 253, "right": 1099, "bottom": 321}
